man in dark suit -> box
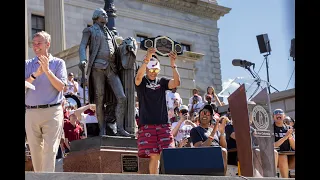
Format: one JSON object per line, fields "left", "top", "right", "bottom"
{"left": 79, "top": 8, "right": 130, "bottom": 136}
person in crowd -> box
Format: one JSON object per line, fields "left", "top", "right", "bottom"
{"left": 188, "top": 93, "right": 204, "bottom": 115}
{"left": 171, "top": 105, "right": 197, "bottom": 148}
{"left": 166, "top": 87, "right": 183, "bottom": 110}
{"left": 64, "top": 72, "right": 78, "bottom": 95}
{"left": 273, "top": 109, "right": 295, "bottom": 178}
{"left": 63, "top": 113, "right": 85, "bottom": 153}
{"left": 63, "top": 103, "right": 96, "bottom": 152}
{"left": 83, "top": 105, "right": 99, "bottom": 137}
{"left": 204, "top": 94, "right": 218, "bottom": 113}
{"left": 284, "top": 116, "right": 295, "bottom": 130}
{"left": 135, "top": 98, "right": 139, "bottom": 127}
{"left": 25, "top": 31, "right": 67, "bottom": 172}
{"left": 190, "top": 105, "right": 228, "bottom": 175}
{"left": 188, "top": 89, "right": 202, "bottom": 104}
{"left": 168, "top": 98, "right": 181, "bottom": 123}
{"left": 192, "top": 112, "right": 200, "bottom": 126}
{"left": 203, "top": 86, "right": 223, "bottom": 106}
{"left": 135, "top": 47, "right": 180, "bottom": 174}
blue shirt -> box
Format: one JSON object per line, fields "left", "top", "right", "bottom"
{"left": 25, "top": 54, "right": 67, "bottom": 106}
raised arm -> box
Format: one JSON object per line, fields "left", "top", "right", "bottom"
{"left": 171, "top": 119, "right": 184, "bottom": 137}
{"left": 135, "top": 48, "right": 156, "bottom": 86}
{"left": 168, "top": 51, "right": 181, "bottom": 89}
{"left": 214, "top": 93, "right": 223, "bottom": 106}
{"left": 73, "top": 104, "right": 96, "bottom": 119}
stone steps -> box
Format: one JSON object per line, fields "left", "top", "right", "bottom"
{"left": 25, "top": 172, "right": 290, "bottom": 180}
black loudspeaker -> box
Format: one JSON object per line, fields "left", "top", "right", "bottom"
{"left": 290, "top": 38, "right": 295, "bottom": 58}
{"left": 256, "top": 34, "right": 271, "bottom": 54}
{"left": 159, "top": 146, "right": 224, "bottom": 176}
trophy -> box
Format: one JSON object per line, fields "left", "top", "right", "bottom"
{"left": 140, "top": 36, "right": 183, "bottom": 56}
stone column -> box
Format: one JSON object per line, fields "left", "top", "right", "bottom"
{"left": 44, "top": 0, "right": 66, "bottom": 55}
{"left": 25, "top": 0, "right": 28, "bottom": 59}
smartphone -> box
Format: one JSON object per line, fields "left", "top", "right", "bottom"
{"left": 183, "top": 113, "right": 189, "bottom": 120}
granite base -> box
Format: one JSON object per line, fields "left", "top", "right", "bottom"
{"left": 64, "top": 136, "right": 150, "bottom": 174}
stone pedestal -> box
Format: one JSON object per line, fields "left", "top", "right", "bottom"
{"left": 44, "top": 0, "right": 66, "bottom": 55}
{"left": 64, "top": 136, "right": 149, "bottom": 174}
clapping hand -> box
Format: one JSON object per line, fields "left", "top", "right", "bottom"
{"left": 34, "top": 65, "right": 44, "bottom": 77}
{"left": 38, "top": 55, "right": 50, "bottom": 72}
{"left": 218, "top": 117, "right": 228, "bottom": 132}
{"left": 179, "top": 138, "right": 188, "bottom": 148}
{"left": 210, "top": 121, "right": 219, "bottom": 134}
{"left": 286, "top": 128, "right": 293, "bottom": 138}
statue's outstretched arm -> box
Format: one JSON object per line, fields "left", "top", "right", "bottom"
{"left": 79, "top": 28, "right": 91, "bottom": 63}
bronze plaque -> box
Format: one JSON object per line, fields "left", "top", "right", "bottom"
{"left": 121, "top": 154, "right": 139, "bottom": 173}
{"left": 140, "top": 36, "right": 183, "bottom": 56}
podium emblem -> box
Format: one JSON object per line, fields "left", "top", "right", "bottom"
{"left": 252, "top": 105, "right": 270, "bottom": 133}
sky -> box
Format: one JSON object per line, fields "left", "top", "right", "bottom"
{"left": 216, "top": 0, "right": 295, "bottom": 98}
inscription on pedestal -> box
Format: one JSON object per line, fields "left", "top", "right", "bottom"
{"left": 121, "top": 154, "right": 139, "bottom": 173}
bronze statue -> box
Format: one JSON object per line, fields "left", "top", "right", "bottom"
{"left": 78, "top": 8, "right": 130, "bottom": 137}
{"left": 116, "top": 37, "right": 138, "bottom": 134}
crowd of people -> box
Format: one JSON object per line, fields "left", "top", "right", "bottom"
{"left": 134, "top": 47, "right": 295, "bottom": 177}
{"left": 25, "top": 29, "right": 295, "bottom": 177}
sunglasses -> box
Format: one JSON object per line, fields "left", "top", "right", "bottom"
{"left": 149, "top": 69, "right": 160, "bottom": 73}
{"left": 200, "top": 110, "right": 211, "bottom": 116}
{"left": 180, "top": 110, "right": 188, "bottom": 115}
{"left": 273, "top": 110, "right": 284, "bottom": 115}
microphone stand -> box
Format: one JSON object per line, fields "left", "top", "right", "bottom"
{"left": 264, "top": 52, "right": 280, "bottom": 94}
{"left": 244, "top": 65, "right": 257, "bottom": 79}
{"left": 244, "top": 65, "right": 261, "bottom": 100}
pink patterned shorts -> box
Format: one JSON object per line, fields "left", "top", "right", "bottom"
{"left": 137, "top": 124, "right": 175, "bottom": 158}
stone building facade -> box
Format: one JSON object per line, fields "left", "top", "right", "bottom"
{"left": 25, "top": 0, "right": 231, "bottom": 103}
{"left": 270, "top": 88, "right": 295, "bottom": 119}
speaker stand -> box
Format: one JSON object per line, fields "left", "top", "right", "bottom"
{"left": 263, "top": 53, "right": 280, "bottom": 94}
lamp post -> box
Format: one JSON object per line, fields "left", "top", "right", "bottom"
{"left": 104, "top": 0, "right": 118, "bottom": 35}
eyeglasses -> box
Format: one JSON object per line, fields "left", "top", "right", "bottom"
{"left": 148, "top": 69, "right": 160, "bottom": 73}
{"left": 273, "top": 110, "right": 284, "bottom": 115}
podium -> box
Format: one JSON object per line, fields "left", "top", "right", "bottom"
{"left": 218, "top": 77, "right": 276, "bottom": 177}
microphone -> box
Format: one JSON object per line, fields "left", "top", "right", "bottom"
{"left": 232, "top": 59, "right": 255, "bottom": 67}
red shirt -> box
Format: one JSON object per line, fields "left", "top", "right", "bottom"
{"left": 63, "top": 120, "right": 83, "bottom": 142}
